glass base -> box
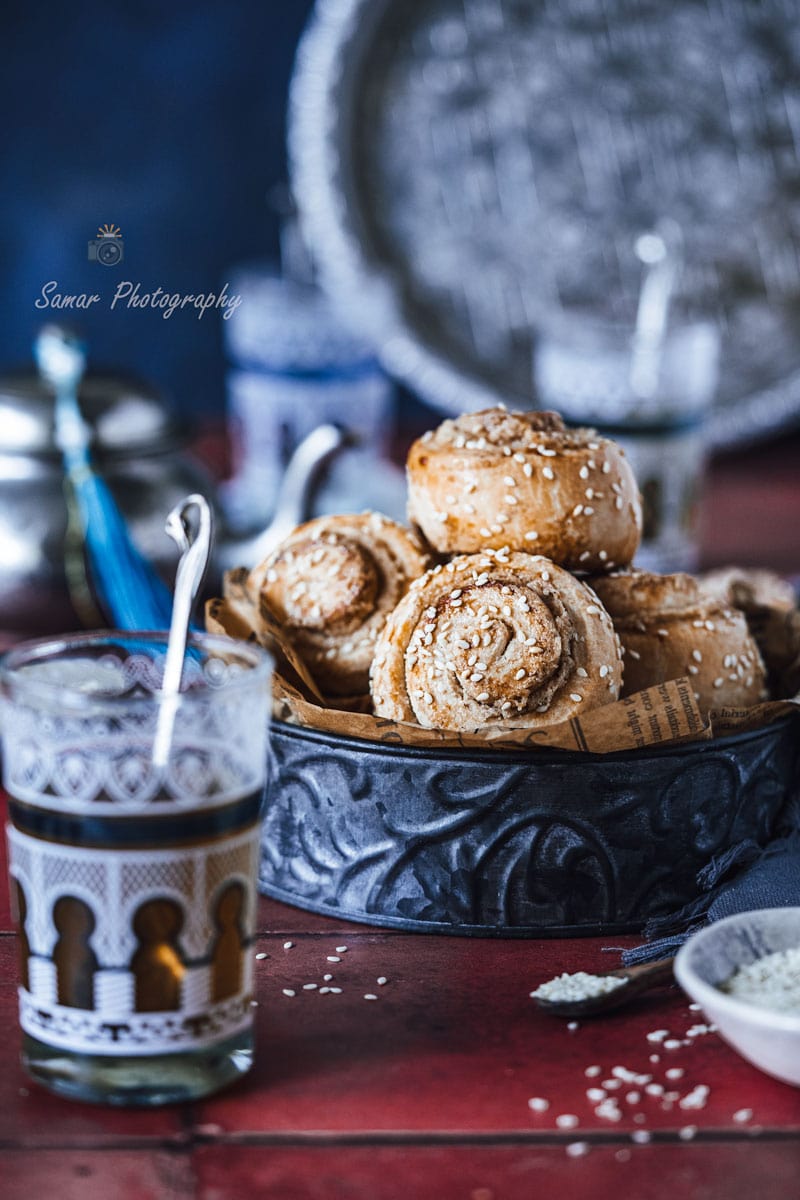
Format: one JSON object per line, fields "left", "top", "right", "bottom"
{"left": 21, "top": 1029, "right": 254, "bottom": 1106}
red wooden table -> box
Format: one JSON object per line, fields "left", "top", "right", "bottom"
{"left": 1, "top": 432, "right": 799, "bottom": 1198}
{"left": 2, "top": 826, "right": 799, "bottom": 1200}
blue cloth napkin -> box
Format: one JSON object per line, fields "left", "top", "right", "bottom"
{"left": 622, "top": 799, "right": 800, "bottom": 965}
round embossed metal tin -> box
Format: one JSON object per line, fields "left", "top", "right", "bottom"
{"left": 260, "top": 715, "right": 800, "bottom": 936}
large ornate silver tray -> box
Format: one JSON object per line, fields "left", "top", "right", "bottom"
{"left": 289, "top": 0, "right": 800, "bottom": 447}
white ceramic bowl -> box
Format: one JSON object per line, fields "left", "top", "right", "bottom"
{"left": 674, "top": 907, "right": 800, "bottom": 1087}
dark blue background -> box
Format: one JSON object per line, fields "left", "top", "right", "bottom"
{"left": 0, "top": 0, "right": 316, "bottom": 419}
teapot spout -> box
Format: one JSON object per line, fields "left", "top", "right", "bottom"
{"left": 217, "top": 423, "right": 351, "bottom": 571}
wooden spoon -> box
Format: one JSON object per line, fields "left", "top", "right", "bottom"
{"left": 532, "top": 957, "right": 676, "bottom": 1019}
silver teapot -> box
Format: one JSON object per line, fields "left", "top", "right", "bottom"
{"left": 0, "top": 369, "right": 346, "bottom": 634}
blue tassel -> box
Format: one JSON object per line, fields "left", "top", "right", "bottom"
{"left": 37, "top": 326, "right": 175, "bottom": 630}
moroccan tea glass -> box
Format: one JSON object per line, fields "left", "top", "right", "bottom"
{"left": 1, "top": 631, "right": 271, "bottom": 1106}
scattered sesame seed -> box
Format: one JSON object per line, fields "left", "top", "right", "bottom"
{"left": 323, "top": 974, "right": 333, "bottom": 981}
{"left": 579, "top": 466, "right": 589, "bottom": 479}
{"left": 255, "top": 952, "right": 268, "bottom": 960}
{"left": 665, "top": 1068, "right": 684, "bottom": 1080}
{"left": 573, "top": 504, "right": 584, "bottom": 516}
{"left": 303, "top": 983, "right": 318, "bottom": 990}
{"left": 586, "top": 1087, "right": 606, "bottom": 1102}
{"left": 586, "top": 605, "right": 601, "bottom": 615}
{"left": 528, "top": 1097, "right": 550, "bottom": 1112}
{"left": 576, "top": 666, "right": 588, "bottom": 678}
{"left": 663, "top": 1039, "right": 684, "bottom": 1050}
{"left": 377, "top": 977, "right": 388, "bottom": 986}
{"left": 543, "top": 466, "right": 555, "bottom": 480}
{"left": 680, "top": 1085, "right": 710, "bottom": 1110}
{"left": 503, "top": 475, "right": 516, "bottom": 487}
{"left": 678, "top": 1126, "right": 697, "bottom": 1141}
{"left": 631, "top": 1130, "right": 651, "bottom": 1145}
{"left": 615, "top": 1149, "right": 631, "bottom": 1162}
{"left": 567, "top": 1021, "right": 580, "bottom": 1032}
{"left": 626, "top": 1091, "right": 641, "bottom": 1104}
{"left": 570, "top": 693, "right": 583, "bottom": 703}
{"left": 566, "top": 1142, "right": 590, "bottom": 1158}
{"left": 327, "top": 956, "right": 341, "bottom": 963}
{"left": 595, "top": 1098, "right": 623, "bottom": 1121}
{"left": 733, "top": 1108, "right": 753, "bottom": 1123}
{"left": 476, "top": 692, "right": 490, "bottom": 702}
{"left": 692, "top": 649, "right": 703, "bottom": 663}
{"left": 585, "top": 1066, "right": 602, "bottom": 1077}
{"left": 336, "top": 946, "right": 348, "bottom": 953}
{"left": 364, "top": 993, "right": 378, "bottom": 1001}
{"left": 282, "top": 989, "right": 296, "bottom": 998}
{"left": 556, "top": 1114, "right": 579, "bottom": 1129}
{"left": 283, "top": 941, "right": 294, "bottom": 950}
{"left": 646, "top": 1029, "right": 669, "bottom": 1043}
{"left": 599, "top": 665, "right": 609, "bottom": 678}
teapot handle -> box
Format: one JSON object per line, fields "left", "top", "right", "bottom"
{"left": 217, "top": 423, "right": 351, "bottom": 570}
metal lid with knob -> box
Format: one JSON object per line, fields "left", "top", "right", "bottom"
{"left": 0, "top": 370, "right": 185, "bottom": 457}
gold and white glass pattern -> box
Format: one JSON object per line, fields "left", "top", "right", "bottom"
{"left": 1, "top": 632, "right": 271, "bottom": 1105}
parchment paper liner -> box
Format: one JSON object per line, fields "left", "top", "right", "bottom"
{"left": 207, "top": 570, "right": 800, "bottom": 755}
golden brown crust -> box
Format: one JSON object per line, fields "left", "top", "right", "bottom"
{"left": 589, "top": 569, "right": 768, "bottom": 712}
{"left": 406, "top": 408, "right": 641, "bottom": 571}
{"left": 249, "top": 513, "right": 431, "bottom": 697}
{"left": 699, "top": 567, "right": 799, "bottom": 699}
{"left": 699, "top": 566, "right": 797, "bottom": 614}
{"left": 370, "top": 550, "right": 622, "bottom": 732}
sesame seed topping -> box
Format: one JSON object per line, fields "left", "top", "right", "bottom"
{"left": 570, "top": 693, "right": 582, "bottom": 703}
{"left": 586, "top": 605, "right": 601, "bottom": 615}
{"left": 476, "top": 692, "right": 490, "bottom": 702}
{"left": 692, "top": 650, "right": 703, "bottom": 662}
{"left": 576, "top": 666, "right": 588, "bottom": 677}
{"left": 524, "top": 530, "right": 539, "bottom": 540}
{"left": 504, "top": 475, "right": 516, "bottom": 487}
{"left": 599, "top": 665, "right": 609, "bottom": 678}
{"left": 573, "top": 504, "right": 584, "bottom": 516}
{"left": 543, "top": 466, "right": 555, "bottom": 480}
{"left": 515, "top": 668, "right": 526, "bottom": 680}
{"left": 579, "top": 466, "right": 589, "bottom": 479}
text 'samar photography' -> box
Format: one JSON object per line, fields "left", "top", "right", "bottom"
{"left": 33, "top": 222, "right": 243, "bottom": 320}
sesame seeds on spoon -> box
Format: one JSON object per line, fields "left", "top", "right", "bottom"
{"left": 531, "top": 958, "right": 677, "bottom": 1018}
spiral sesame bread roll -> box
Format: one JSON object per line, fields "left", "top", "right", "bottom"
{"left": 589, "top": 570, "right": 767, "bottom": 712}
{"left": 249, "top": 513, "right": 431, "bottom": 698}
{"left": 406, "top": 408, "right": 641, "bottom": 572}
{"left": 370, "top": 550, "right": 623, "bottom": 732}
